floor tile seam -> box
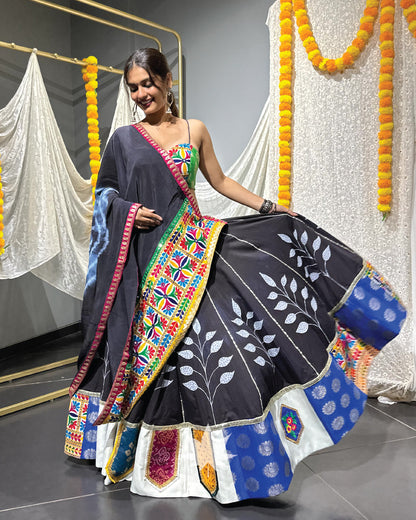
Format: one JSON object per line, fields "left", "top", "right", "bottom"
{"left": 303, "top": 463, "right": 370, "bottom": 520}
{"left": 0, "top": 378, "right": 73, "bottom": 388}
{"left": 367, "top": 402, "right": 416, "bottom": 432}
{"left": 0, "top": 486, "right": 131, "bottom": 513}
{"left": 309, "top": 434, "right": 416, "bottom": 458}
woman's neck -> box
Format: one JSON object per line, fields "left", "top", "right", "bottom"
{"left": 143, "top": 109, "right": 174, "bottom": 126}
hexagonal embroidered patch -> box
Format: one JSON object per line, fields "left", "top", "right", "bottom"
{"left": 280, "top": 405, "right": 304, "bottom": 444}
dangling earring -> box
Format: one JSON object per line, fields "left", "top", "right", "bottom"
{"left": 166, "top": 91, "right": 174, "bottom": 114}
{"left": 131, "top": 103, "right": 139, "bottom": 123}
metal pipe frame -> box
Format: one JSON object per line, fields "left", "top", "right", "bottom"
{"left": 0, "top": 40, "right": 123, "bottom": 73}
{"left": 25, "top": 0, "right": 183, "bottom": 116}
{"left": 25, "top": 0, "right": 162, "bottom": 50}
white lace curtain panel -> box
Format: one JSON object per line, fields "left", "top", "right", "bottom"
{"left": 0, "top": 0, "right": 414, "bottom": 399}
{"left": 0, "top": 53, "right": 93, "bottom": 299}
{"left": 266, "top": 0, "right": 415, "bottom": 400}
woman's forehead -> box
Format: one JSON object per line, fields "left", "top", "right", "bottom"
{"left": 127, "top": 65, "right": 149, "bottom": 83}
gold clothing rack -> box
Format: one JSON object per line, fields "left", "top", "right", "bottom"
{"left": 24, "top": 0, "right": 162, "bottom": 50}
{"left": 24, "top": 0, "right": 183, "bottom": 115}
{"left": 0, "top": 40, "right": 123, "bottom": 74}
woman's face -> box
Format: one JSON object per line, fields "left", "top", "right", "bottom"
{"left": 126, "top": 65, "right": 172, "bottom": 116}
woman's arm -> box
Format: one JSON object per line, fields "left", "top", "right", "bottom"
{"left": 193, "top": 120, "right": 295, "bottom": 215}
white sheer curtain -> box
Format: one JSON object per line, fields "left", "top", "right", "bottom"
{"left": 0, "top": 52, "right": 93, "bottom": 299}
{"left": 267, "top": 1, "right": 415, "bottom": 400}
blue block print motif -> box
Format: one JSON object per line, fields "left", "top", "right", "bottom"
{"left": 85, "top": 187, "right": 117, "bottom": 289}
{"left": 224, "top": 413, "right": 293, "bottom": 500}
{"left": 305, "top": 358, "right": 367, "bottom": 444}
{"left": 107, "top": 423, "right": 140, "bottom": 481}
{"left": 80, "top": 394, "right": 100, "bottom": 459}
{"left": 334, "top": 269, "right": 406, "bottom": 350}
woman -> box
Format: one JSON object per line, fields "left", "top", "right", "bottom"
{"left": 65, "top": 48, "right": 405, "bottom": 503}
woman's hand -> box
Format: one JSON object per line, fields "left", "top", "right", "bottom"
{"left": 266, "top": 201, "right": 297, "bottom": 217}
{"left": 134, "top": 206, "right": 163, "bottom": 230}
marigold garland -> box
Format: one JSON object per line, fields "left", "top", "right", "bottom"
{"left": 278, "top": 0, "right": 294, "bottom": 208}
{"left": 401, "top": 0, "right": 416, "bottom": 38}
{"left": 0, "top": 154, "right": 4, "bottom": 255}
{"left": 293, "top": 0, "right": 379, "bottom": 73}
{"left": 82, "top": 56, "right": 101, "bottom": 203}
{"left": 377, "top": 0, "right": 395, "bottom": 215}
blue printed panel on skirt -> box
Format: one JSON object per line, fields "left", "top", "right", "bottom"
{"left": 107, "top": 423, "right": 140, "bottom": 481}
{"left": 304, "top": 358, "right": 367, "bottom": 444}
{"left": 334, "top": 268, "right": 406, "bottom": 350}
{"left": 224, "top": 412, "right": 293, "bottom": 500}
{"left": 80, "top": 394, "right": 100, "bottom": 459}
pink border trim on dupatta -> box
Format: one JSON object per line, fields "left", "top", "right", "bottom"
{"left": 132, "top": 123, "right": 202, "bottom": 218}
{"left": 69, "top": 202, "right": 140, "bottom": 397}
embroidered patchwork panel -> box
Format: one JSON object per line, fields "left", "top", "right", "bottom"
{"left": 64, "top": 391, "right": 99, "bottom": 459}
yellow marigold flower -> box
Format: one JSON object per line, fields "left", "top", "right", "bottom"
{"left": 279, "top": 185, "right": 290, "bottom": 192}
{"left": 379, "top": 73, "right": 393, "bottom": 82}
{"left": 379, "top": 154, "right": 393, "bottom": 163}
{"left": 308, "top": 49, "right": 320, "bottom": 60}
{"left": 303, "top": 36, "right": 315, "bottom": 47}
{"left": 378, "top": 187, "right": 392, "bottom": 196}
{"left": 91, "top": 173, "right": 98, "bottom": 184}
{"left": 278, "top": 199, "right": 290, "bottom": 208}
{"left": 378, "top": 171, "right": 392, "bottom": 179}
{"left": 404, "top": 5, "right": 416, "bottom": 16}
{"left": 378, "top": 89, "right": 393, "bottom": 98}
{"left": 280, "top": 65, "right": 292, "bottom": 74}
{"left": 280, "top": 110, "right": 292, "bottom": 119}
{"left": 88, "top": 133, "right": 100, "bottom": 141}
{"left": 85, "top": 56, "right": 98, "bottom": 64}
{"left": 279, "top": 170, "right": 291, "bottom": 178}
{"left": 379, "top": 107, "right": 393, "bottom": 115}
{"left": 377, "top": 204, "right": 391, "bottom": 212}
{"left": 361, "top": 15, "right": 375, "bottom": 23}
{"left": 280, "top": 95, "right": 292, "bottom": 103}
{"left": 281, "top": 2, "right": 292, "bottom": 10}
{"left": 0, "top": 214, "right": 3, "bottom": 222}
{"left": 409, "top": 20, "right": 416, "bottom": 32}
{"left": 295, "top": 8, "right": 307, "bottom": 16}
{"left": 281, "top": 18, "right": 292, "bottom": 28}
{"left": 279, "top": 141, "right": 290, "bottom": 148}
{"left": 280, "top": 35, "right": 292, "bottom": 43}
{"left": 279, "top": 80, "right": 291, "bottom": 89}
{"left": 379, "top": 139, "right": 392, "bottom": 147}
{"left": 279, "top": 155, "right": 291, "bottom": 163}
{"left": 380, "top": 122, "right": 394, "bottom": 131}
{"left": 380, "top": 23, "right": 394, "bottom": 33}
{"left": 347, "top": 45, "right": 361, "bottom": 58}
{"left": 357, "top": 30, "right": 370, "bottom": 41}
{"left": 383, "top": 6, "right": 395, "bottom": 15}
{"left": 280, "top": 125, "right": 291, "bottom": 134}
{"left": 380, "top": 41, "right": 394, "bottom": 51}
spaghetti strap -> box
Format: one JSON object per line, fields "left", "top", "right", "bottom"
{"left": 186, "top": 119, "right": 191, "bottom": 144}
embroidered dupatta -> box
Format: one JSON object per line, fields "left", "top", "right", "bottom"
{"left": 69, "top": 125, "right": 226, "bottom": 425}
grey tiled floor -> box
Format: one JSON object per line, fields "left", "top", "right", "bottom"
{"left": 0, "top": 363, "right": 415, "bottom": 519}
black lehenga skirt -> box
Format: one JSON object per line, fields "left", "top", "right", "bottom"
{"left": 65, "top": 213, "right": 406, "bottom": 503}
